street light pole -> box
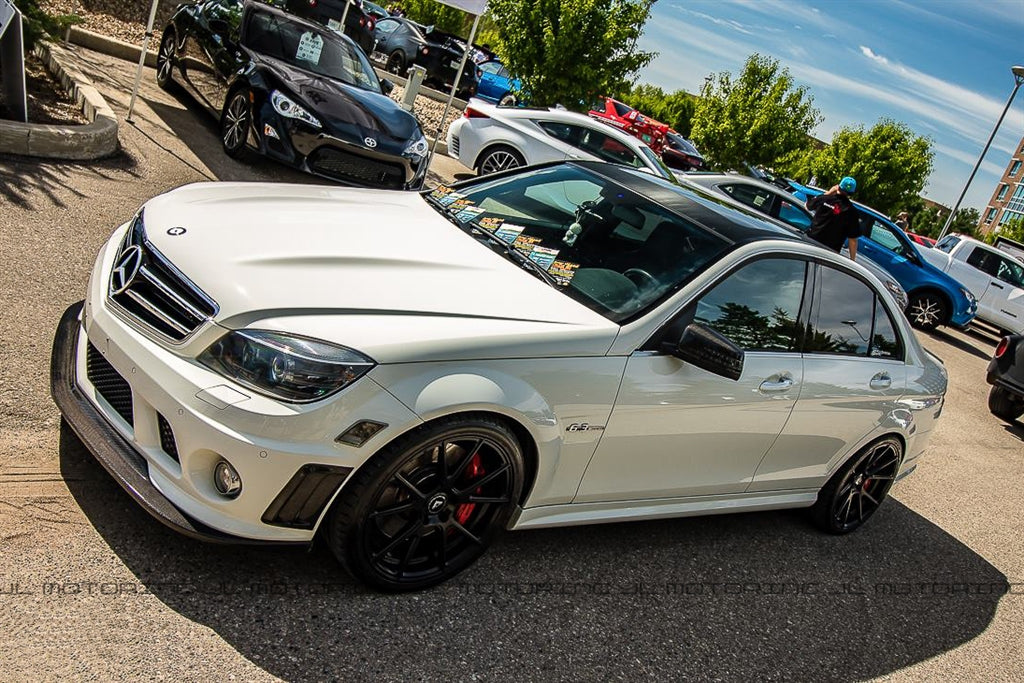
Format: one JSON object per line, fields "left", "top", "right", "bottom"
{"left": 938, "top": 65, "right": 1024, "bottom": 239}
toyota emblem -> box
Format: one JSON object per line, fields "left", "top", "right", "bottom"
{"left": 167, "top": 227, "right": 187, "bottom": 236}
{"left": 364, "top": 136, "right": 378, "bottom": 148}
{"left": 110, "top": 245, "right": 143, "bottom": 296}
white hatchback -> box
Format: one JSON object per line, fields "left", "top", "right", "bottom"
{"left": 446, "top": 99, "right": 672, "bottom": 179}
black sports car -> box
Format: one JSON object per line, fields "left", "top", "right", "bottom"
{"left": 987, "top": 334, "right": 1024, "bottom": 423}
{"left": 156, "top": 0, "right": 429, "bottom": 190}
{"left": 284, "top": 0, "right": 377, "bottom": 53}
{"left": 371, "top": 16, "right": 479, "bottom": 98}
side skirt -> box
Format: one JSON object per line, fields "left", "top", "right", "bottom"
{"left": 509, "top": 490, "right": 818, "bottom": 531}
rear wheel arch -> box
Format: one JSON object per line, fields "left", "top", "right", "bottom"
{"left": 905, "top": 287, "right": 953, "bottom": 328}
{"left": 474, "top": 143, "right": 526, "bottom": 174}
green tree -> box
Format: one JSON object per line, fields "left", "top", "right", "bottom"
{"left": 996, "top": 215, "right": 1024, "bottom": 242}
{"left": 790, "top": 119, "right": 933, "bottom": 216}
{"left": 398, "top": 0, "right": 470, "bottom": 35}
{"left": 488, "top": 0, "right": 655, "bottom": 108}
{"left": 689, "top": 54, "right": 821, "bottom": 172}
{"left": 616, "top": 83, "right": 697, "bottom": 136}
{"left": 12, "top": 0, "right": 81, "bottom": 51}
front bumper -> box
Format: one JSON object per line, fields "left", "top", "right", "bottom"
{"left": 51, "top": 236, "right": 424, "bottom": 543}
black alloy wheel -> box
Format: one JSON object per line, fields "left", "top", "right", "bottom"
{"left": 810, "top": 437, "right": 902, "bottom": 534}
{"left": 906, "top": 291, "right": 948, "bottom": 330}
{"left": 221, "top": 89, "right": 251, "bottom": 159}
{"left": 328, "top": 416, "right": 525, "bottom": 591}
{"left": 156, "top": 30, "right": 176, "bottom": 90}
{"left": 386, "top": 51, "right": 406, "bottom": 75}
{"left": 988, "top": 385, "right": 1024, "bottom": 422}
{"left": 477, "top": 145, "right": 525, "bottom": 175}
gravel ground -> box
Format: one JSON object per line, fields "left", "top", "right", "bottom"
{"left": 40, "top": 0, "right": 464, "bottom": 139}
{"left": 0, "top": 51, "right": 88, "bottom": 124}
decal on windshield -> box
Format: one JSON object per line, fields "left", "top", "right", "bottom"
{"left": 528, "top": 246, "right": 559, "bottom": 270}
{"left": 513, "top": 235, "right": 542, "bottom": 256}
{"left": 493, "top": 224, "right": 524, "bottom": 244}
{"left": 296, "top": 32, "right": 324, "bottom": 63}
{"left": 447, "top": 199, "right": 474, "bottom": 212}
{"left": 477, "top": 216, "right": 504, "bottom": 232}
{"left": 430, "top": 185, "right": 453, "bottom": 200}
{"left": 437, "top": 192, "right": 466, "bottom": 207}
{"left": 548, "top": 260, "right": 579, "bottom": 286}
{"left": 454, "top": 205, "right": 485, "bottom": 222}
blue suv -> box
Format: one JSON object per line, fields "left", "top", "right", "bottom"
{"left": 846, "top": 201, "right": 976, "bottom": 330}
{"left": 475, "top": 59, "right": 522, "bottom": 106}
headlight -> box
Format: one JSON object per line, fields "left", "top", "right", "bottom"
{"left": 270, "top": 90, "right": 322, "bottom": 129}
{"left": 883, "top": 279, "right": 907, "bottom": 308}
{"left": 199, "top": 330, "right": 375, "bottom": 403}
{"left": 403, "top": 133, "right": 429, "bottom": 159}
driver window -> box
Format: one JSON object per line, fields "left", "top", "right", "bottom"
{"left": 689, "top": 259, "right": 807, "bottom": 352}
{"left": 867, "top": 221, "right": 908, "bottom": 257}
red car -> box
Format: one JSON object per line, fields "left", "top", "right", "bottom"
{"left": 587, "top": 97, "right": 670, "bottom": 153}
{"left": 906, "top": 231, "right": 937, "bottom": 248}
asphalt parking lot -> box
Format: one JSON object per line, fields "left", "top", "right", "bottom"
{"left": 2, "top": 46, "right": 1023, "bottom": 681}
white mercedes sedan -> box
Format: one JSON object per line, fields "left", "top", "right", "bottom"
{"left": 446, "top": 99, "right": 672, "bottom": 178}
{"left": 52, "top": 161, "right": 947, "bottom": 591}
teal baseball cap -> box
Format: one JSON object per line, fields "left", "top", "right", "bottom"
{"left": 839, "top": 176, "right": 857, "bottom": 194}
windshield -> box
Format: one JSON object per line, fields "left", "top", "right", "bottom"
{"left": 423, "top": 165, "right": 728, "bottom": 323}
{"left": 244, "top": 10, "right": 381, "bottom": 92}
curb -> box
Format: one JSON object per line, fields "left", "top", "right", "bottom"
{"left": 0, "top": 41, "right": 118, "bottom": 160}
{"left": 67, "top": 26, "right": 157, "bottom": 68}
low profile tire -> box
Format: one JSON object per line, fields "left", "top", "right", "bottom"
{"left": 476, "top": 145, "right": 525, "bottom": 175}
{"left": 810, "top": 437, "right": 902, "bottom": 534}
{"left": 386, "top": 51, "right": 406, "bottom": 75}
{"left": 220, "top": 89, "right": 251, "bottom": 159}
{"left": 906, "top": 291, "right": 948, "bottom": 331}
{"left": 155, "top": 30, "right": 176, "bottom": 91}
{"left": 498, "top": 93, "right": 517, "bottom": 107}
{"left": 327, "top": 415, "right": 525, "bottom": 592}
{"left": 988, "top": 385, "right": 1024, "bottom": 422}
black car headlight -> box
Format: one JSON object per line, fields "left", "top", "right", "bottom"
{"left": 199, "top": 330, "right": 374, "bottom": 403}
{"left": 271, "top": 90, "right": 322, "bottom": 129}
{"left": 403, "top": 133, "right": 429, "bottom": 160}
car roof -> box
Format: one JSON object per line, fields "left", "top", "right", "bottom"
{"left": 681, "top": 172, "right": 796, "bottom": 197}
{"left": 479, "top": 102, "right": 652, "bottom": 150}
{"left": 571, "top": 162, "right": 813, "bottom": 246}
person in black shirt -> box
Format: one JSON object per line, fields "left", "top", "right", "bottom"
{"left": 806, "top": 176, "right": 860, "bottom": 261}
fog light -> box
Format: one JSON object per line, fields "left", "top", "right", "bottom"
{"left": 336, "top": 420, "right": 387, "bottom": 447}
{"left": 214, "top": 460, "right": 242, "bottom": 498}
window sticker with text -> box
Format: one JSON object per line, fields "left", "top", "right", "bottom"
{"left": 548, "top": 260, "right": 579, "bottom": 286}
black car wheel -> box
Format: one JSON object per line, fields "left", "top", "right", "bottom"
{"left": 221, "top": 89, "right": 251, "bottom": 159}
{"left": 477, "top": 145, "right": 525, "bottom": 175}
{"left": 906, "top": 291, "right": 948, "bottom": 330}
{"left": 156, "top": 30, "right": 176, "bottom": 90}
{"left": 988, "top": 385, "right": 1024, "bottom": 422}
{"left": 810, "top": 436, "right": 902, "bottom": 534}
{"left": 386, "top": 51, "right": 406, "bottom": 76}
{"left": 328, "top": 415, "right": 525, "bottom": 592}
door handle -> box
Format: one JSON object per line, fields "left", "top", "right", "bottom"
{"left": 759, "top": 376, "right": 794, "bottom": 392}
{"left": 991, "top": 282, "right": 1005, "bottom": 290}
{"left": 869, "top": 373, "right": 891, "bottom": 390}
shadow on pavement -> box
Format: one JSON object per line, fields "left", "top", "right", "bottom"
{"left": 59, "top": 425, "right": 1008, "bottom": 681}
{"left": 923, "top": 327, "right": 993, "bottom": 362}
{"left": 0, "top": 152, "right": 140, "bottom": 210}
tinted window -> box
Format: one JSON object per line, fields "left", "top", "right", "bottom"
{"left": 777, "top": 198, "right": 812, "bottom": 231}
{"left": 966, "top": 246, "right": 999, "bottom": 275}
{"left": 577, "top": 128, "right": 642, "bottom": 167}
{"left": 537, "top": 121, "right": 578, "bottom": 144}
{"left": 612, "top": 101, "right": 632, "bottom": 117}
{"left": 693, "top": 259, "right": 807, "bottom": 352}
{"left": 995, "top": 255, "right": 1024, "bottom": 288}
{"left": 479, "top": 61, "right": 501, "bottom": 74}
{"left": 934, "top": 235, "right": 960, "bottom": 253}
{"left": 720, "top": 183, "right": 776, "bottom": 215}
{"left": 807, "top": 266, "right": 902, "bottom": 358}
{"left": 864, "top": 219, "right": 912, "bottom": 258}
{"left": 375, "top": 18, "right": 399, "bottom": 34}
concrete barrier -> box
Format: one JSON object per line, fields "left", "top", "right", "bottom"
{"left": 0, "top": 41, "right": 118, "bottom": 160}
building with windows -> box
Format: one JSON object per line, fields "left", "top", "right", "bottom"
{"left": 980, "top": 131, "right": 1024, "bottom": 234}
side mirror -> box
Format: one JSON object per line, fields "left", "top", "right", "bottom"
{"left": 671, "top": 323, "right": 744, "bottom": 381}
{"left": 380, "top": 78, "right": 395, "bottom": 95}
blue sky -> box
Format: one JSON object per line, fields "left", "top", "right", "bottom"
{"left": 638, "top": 0, "right": 1024, "bottom": 213}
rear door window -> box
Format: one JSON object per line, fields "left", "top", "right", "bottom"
{"left": 719, "top": 183, "right": 777, "bottom": 215}
{"left": 805, "top": 265, "right": 904, "bottom": 359}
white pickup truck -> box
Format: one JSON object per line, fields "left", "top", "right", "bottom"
{"left": 922, "top": 234, "right": 1024, "bottom": 334}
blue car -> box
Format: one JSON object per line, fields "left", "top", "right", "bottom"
{"left": 803, "top": 189, "right": 977, "bottom": 330}
{"left": 475, "top": 59, "right": 522, "bottom": 106}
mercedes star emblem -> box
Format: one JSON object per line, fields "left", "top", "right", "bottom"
{"left": 167, "top": 227, "right": 187, "bottom": 236}
{"left": 364, "top": 136, "right": 378, "bottom": 148}
{"left": 110, "top": 245, "right": 143, "bottom": 296}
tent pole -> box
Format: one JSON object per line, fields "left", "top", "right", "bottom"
{"left": 126, "top": 0, "right": 161, "bottom": 123}
{"left": 427, "top": 12, "right": 480, "bottom": 166}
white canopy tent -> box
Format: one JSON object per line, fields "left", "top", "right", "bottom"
{"left": 126, "top": 0, "right": 490, "bottom": 150}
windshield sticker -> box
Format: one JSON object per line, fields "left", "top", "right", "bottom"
{"left": 438, "top": 192, "right": 466, "bottom": 207}
{"left": 447, "top": 198, "right": 474, "bottom": 212}
{"left": 494, "top": 224, "right": 524, "bottom": 243}
{"left": 477, "top": 216, "right": 504, "bottom": 232}
{"left": 753, "top": 195, "right": 766, "bottom": 207}
{"left": 528, "top": 246, "right": 559, "bottom": 270}
{"left": 296, "top": 32, "right": 324, "bottom": 63}
{"left": 513, "top": 235, "right": 543, "bottom": 256}
{"left": 326, "top": 18, "right": 343, "bottom": 33}
{"left": 430, "top": 185, "right": 453, "bottom": 200}
{"left": 455, "top": 205, "right": 485, "bottom": 222}
{"left": 548, "top": 260, "right": 579, "bottom": 286}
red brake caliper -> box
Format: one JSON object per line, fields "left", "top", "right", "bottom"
{"left": 454, "top": 453, "right": 483, "bottom": 525}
